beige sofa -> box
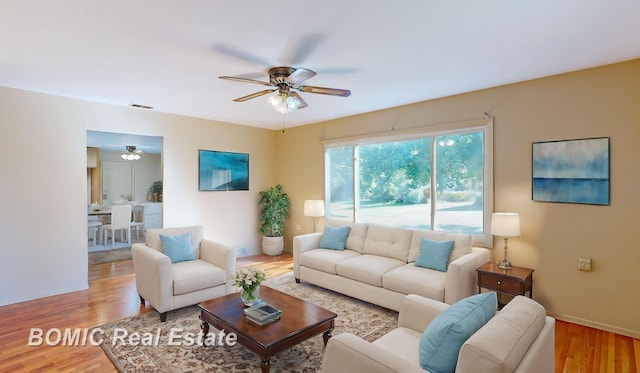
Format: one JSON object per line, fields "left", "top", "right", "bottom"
{"left": 322, "top": 294, "right": 555, "bottom": 373}
{"left": 293, "top": 221, "right": 490, "bottom": 310}
{"left": 131, "top": 225, "right": 236, "bottom": 321}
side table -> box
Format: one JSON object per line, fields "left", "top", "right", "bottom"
{"left": 476, "top": 262, "right": 534, "bottom": 307}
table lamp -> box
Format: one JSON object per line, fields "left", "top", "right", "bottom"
{"left": 304, "top": 200, "right": 325, "bottom": 233}
{"left": 491, "top": 212, "right": 521, "bottom": 269}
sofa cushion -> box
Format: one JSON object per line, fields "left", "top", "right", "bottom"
{"left": 457, "top": 295, "right": 547, "bottom": 372}
{"left": 172, "top": 259, "right": 226, "bottom": 295}
{"left": 419, "top": 292, "right": 497, "bottom": 373}
{"left": 414, "top": 238, "right": 455, "bottom": 272}
{"left": 409, "top": 230, "right": 471, "bottom": 263}
{"left": 372, "top": 327, "right": 422, "bottom": 365}
{"left": 146, "top": 225, "right": 204, "bottom": 257}
{"left": 382, "top": 264, "right": 446, "bottom": 301}
{"left": 160, "top": 233, "right": 197, "bottom": 263}
{"left": 319, "top": 225, "right": 351, "bottom": 250}
{"left": 363, "top": 224, "right": 413, "bottom": 262}
{"left": 325, "top": 219, "right": 369, "bottom": 253}
{"left": 300, "top": 248, "right": 361, "bottom": 274}
{"left": 336, "top": 255, "right": 406, "bottom": 287}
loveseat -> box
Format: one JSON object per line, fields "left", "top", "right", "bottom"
{"left": 293, "top": 221, "right": 490, "bottom": 311}
{"left": 322, "top": 293, "right": 555, "bottom": 373}
{"left": 131, "top": 225, "right": 236, "bottom": 321}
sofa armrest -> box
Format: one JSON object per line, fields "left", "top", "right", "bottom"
{"left": 398, "top": 294, "right": 450, "bottom": 333}
{"left": 293, "top": 232, "right": 322, "bottom": 279}
{"left": 199, "top": 239, "right": 237, "bottom": 294}
{"left": 514, "top": 316, "right": 555, "bottom": 373}
{"left": 322, "top": 333, "right": 426, "bottom": 373}
{"left": 444, "top": 247, "right": 490, "bottom": 304}
{"left": 131, "top": 243, "right": 174, "bottom": 313}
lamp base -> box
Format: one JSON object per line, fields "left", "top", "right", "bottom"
{"left": 498, "top": 260, "right": 512, "bottom": 270}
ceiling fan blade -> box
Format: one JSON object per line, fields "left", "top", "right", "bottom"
{"left": 233, "top": 89, "right": 276, "bottom": 102}
{"left": 289, "top": 92, "right": 308, "bottom": 109}
{"left": 219, "top": 76, "right": 272, "bottom": 86}
{"left": 298, "top": 85, "right": 351, "bottom": 97}
{"left": 287, "top": 68, "right": 317, "bottom": 85}
{"left": 281, "top": 33, "right": 325, "bottom": 66}
{"left": 212, "top": 43, "right": 272, "bottom": 67}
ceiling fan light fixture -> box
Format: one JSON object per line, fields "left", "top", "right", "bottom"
{"left": 121, "top": 153, "right": 141, "bottom": 161}
{"left": 268, "top": 93, "right": 300, "bottom": 114}
{"left": 121, "top": 145, "right": 142, "bottom": 161}
{"left": 286, "top": 95, "right": 300, "bottom": 110}
{"left": 267, "top": 94, "right": 281, "bottom": 106}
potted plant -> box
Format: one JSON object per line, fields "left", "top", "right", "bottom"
{"left": 149, "top": 181, "right": 163, "bottom": 202}
{"left": 258, "top": 184, "right": 291, "bottom": 255}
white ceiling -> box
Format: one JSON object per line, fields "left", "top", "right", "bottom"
{"left": 1, "top": 1, "right": 639, "bottom": 131}
{"left": 86, "top": 130, "right": 162, "bottom": 154}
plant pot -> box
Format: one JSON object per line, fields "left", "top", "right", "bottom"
{"left": 262, "top": 236, "right": 284, "bottom": 256}
{"left": 240, "top": 286, "right": 260, "bottom": 307}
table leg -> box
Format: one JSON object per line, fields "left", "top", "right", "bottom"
{"left": 323, "top": 328, "right": 334, "bottom": 346}
{"left": 261, "top": 359, "right": 271, "bottom": 373}
{"left": 200, "top": 318, "right": 210, "bottom": 346}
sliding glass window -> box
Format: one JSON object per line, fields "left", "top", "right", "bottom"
{"left": 324, "top": 119, "right": 492, "bottom": 245}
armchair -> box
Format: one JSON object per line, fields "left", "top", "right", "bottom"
{"left": 322, "top": 294, "right": 554, "bottom": 373}
{"left": 131, "top": 225, "right": 236, "bottom": 321}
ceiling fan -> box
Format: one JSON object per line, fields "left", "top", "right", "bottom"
{"left": 121, "top": 145, "right": 144, "bottom": 161}
{"left": 219, "top": 67, "right": 351, "bottom": 113}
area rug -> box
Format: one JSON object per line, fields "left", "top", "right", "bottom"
{"left": 88, "top": 248, "right": 132, "bottom": 265}
{"left": 95, "top": 272, "right": 398, "bottom": 372}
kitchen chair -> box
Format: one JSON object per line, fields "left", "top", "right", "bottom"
{"left": 102, "top": 205, "right": 132, "bottom": 248}
{"left": 131, "top": 206, "right": 145, "bottom": 239}
{"left": 88, "top": 219, "right": 103, "bottom": 246}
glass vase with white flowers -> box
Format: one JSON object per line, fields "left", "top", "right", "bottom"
{"left": 232, "top": 267, "right": 267, "bottom": 307}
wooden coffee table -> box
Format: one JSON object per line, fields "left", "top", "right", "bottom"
{"left": 198, "top": 286, "right": 337, "bottom": 373}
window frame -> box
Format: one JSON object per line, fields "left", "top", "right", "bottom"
{"left": 323, "top": 117, "right": 493, "bottom": 247}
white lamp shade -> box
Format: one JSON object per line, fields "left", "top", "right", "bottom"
{"left": 491, "top": 213, "right": 521, "bottom": 237}
{"left": 304, "top": 200, "right": 325, "bottom": 217}
{"left": 121, "top": 153, "right": 141, "bottom": 161}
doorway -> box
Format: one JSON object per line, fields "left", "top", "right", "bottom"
{"left": 86, "top": 130, "right": 163, "bottom": 254}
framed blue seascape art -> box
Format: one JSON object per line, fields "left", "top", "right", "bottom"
{"left": 532, "top": 137, "right": 609, "bottom": 205}
{"left": 198, "top": 150, "right": 249, "bottom": 191}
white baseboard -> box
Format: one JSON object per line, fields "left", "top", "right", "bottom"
{"left": 548, "top": 311, "right": 640, "bottom": 340}
{"left": 0, "top": 284, "right": 88, "bottom": 307}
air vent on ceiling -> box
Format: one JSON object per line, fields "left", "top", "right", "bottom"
{"left": 129, "top": 103, "right": 154, "bottom": 110}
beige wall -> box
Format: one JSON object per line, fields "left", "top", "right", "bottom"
{"left": 0, "top": 86, "right": 277, "bottom": 306}
{"left": 277, "top": 59, "right": 640, "bottom": 338}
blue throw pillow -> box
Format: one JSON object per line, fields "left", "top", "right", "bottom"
{"left": 419, "top": 292, "right": 497, "bottom": 373}
{"left": 160, "top": 232, "right": 196, "bottom": 263}
{"left": 318, "top": 225, "right": 351, "bottom": 250}
{"left": 414, "top": 238, "right": 455, "bottom": 272}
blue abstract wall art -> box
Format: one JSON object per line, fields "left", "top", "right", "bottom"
{"left": 532, "top": 137, "right": 609, "bottom": 205}
{"left": 199, "top": 150, "right": 249, "bottom": 191}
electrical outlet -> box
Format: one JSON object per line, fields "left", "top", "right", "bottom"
{"left": 578, "top": 257, "right": 592, "bottom": 271}
{"left": 295, "top": 224, "right": 301, "bottom": 231}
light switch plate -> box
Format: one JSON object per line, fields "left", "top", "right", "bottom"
{"left": 578, "top": 257, "right": 592, "bottom": 271}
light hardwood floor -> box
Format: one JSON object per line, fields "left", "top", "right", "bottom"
{"left": 0, "top": 253, "right": 636, "bottom": 372}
